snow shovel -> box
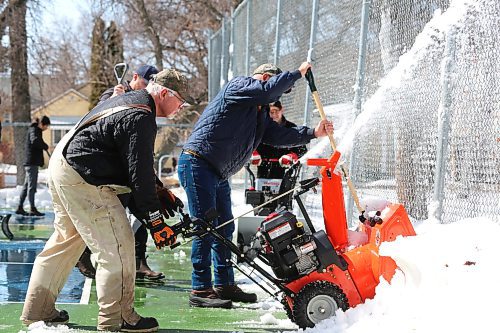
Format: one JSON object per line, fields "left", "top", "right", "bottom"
{"left": 114, "top": 62, "right": 131, "bottom": 90}
{"left": 304, "top": 50, "right": 363, "bottom": 214}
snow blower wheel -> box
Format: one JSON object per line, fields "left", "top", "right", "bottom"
{"left": 292, "top": 281, "right": 349, "bottom": 329}
{"left": 281, "top": 295, "right": 294, "bottom": 322}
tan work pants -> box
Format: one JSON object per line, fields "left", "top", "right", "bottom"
{"left": 20, "top": 134, "right": 140, "bottom": 330}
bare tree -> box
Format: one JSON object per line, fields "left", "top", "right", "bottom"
{"left": 8, "top": 0, "right": 30, "bottom": 185}
{"left": 105, "top": 0, "right": 234, "bottom": 102}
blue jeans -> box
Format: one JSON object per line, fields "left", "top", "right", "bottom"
{"left": 177, "top": 153, "right": 235, "bottom": 290}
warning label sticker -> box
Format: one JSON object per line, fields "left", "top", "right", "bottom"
{"left": 269, "top": 223, "right": 292, "bottom": 239}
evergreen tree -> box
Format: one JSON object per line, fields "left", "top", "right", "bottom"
{"left": 104, "top": 21, "right": 124, "bottom": 86}
{"left": 88, "top": 18, "right": 107, "bottom": 110}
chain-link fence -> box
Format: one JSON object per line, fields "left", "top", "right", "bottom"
{"left": 209, "top": 0, "right": 500, "bottom": 225}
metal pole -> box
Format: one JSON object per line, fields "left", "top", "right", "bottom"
{"left": 245, "top": 0, "right": 252, "bottom": 76}
{"left": 220, "top": 17, "right": 228, "bottom": 88}
{"left": 346, "top": 0, "right": 372, "bottom": 226}
{"left": 208, "top": 32, "right": 212, "bottom": 101}
{"left": 229, "top": 8, "right": 235, "bottom": 79}
{"left": 273, "top": 0, "right": 282, "bottom": 66}
{"left": 303, "top": 0, "right": 319, "bottom": 127}
{"left": 432, "top": 26, "right": 456, "bottom": 223}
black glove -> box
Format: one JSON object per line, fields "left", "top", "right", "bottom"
{"left": 146, "top": 210, "right": 176, "bottom": 249}
{"left": 157, "top": 187, "right": 184, "bottom": 218}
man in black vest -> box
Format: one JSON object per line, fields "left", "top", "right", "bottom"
{"left": 75, "top": 64, "right": 168, "bottom": 282}
{"left": 21, "top": 69, "right": 189, "bottom": 332}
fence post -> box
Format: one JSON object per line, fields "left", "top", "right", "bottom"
{"left": 229, "top": 8, "right": 235, "bottom": 80}
{"left": 432, "top": 26, "right": 456, "bottom": 223}
{"left": 220, "top": 17, "right": 228, "bottom": 88}
{"left": 273, "top": 0, "right": 282, "bottom": 66}
{"left": 346, "top": 0, "right": 372, "bottom": 225}
{"left": 303, "top": 0, "right": 319, "bottom": 127}
{"left": 245, "top": 0, "right": 252, "bottom": 76}
{"left": 208, "top": 32, "right": 213, "bottom": 101}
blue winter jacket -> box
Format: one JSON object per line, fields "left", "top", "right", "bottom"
{"left": 183, "top": 70, "right": 316, "bottom": 179}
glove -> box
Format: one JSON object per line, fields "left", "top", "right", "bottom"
{"left": 157, "top": 187, "right": 184, "bottom": 218}
{"left": 146, "top": 210, "right": 176, "bottom": 249}
{"left": 279, "top": 153, "right": 298, "bottom": 167}
{"left": 250, "top": 151, "right": 262, "bottom": 166}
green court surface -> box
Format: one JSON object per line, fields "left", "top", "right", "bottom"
{"left": 0, "top": 212, "right": 293, "bottom": 332}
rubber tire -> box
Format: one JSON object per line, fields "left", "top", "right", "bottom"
{"left": 292, "top": 281, "right": 349, "bottom": 329}
{"left": 281, "top": 295, "right": 294, "bottom": 322}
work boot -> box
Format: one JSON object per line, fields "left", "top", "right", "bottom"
{"left": 23, "top": 309, "right": 69, "bottom": 326}
{"left": 189, "top": 289, "right": 232, "bottom": 309}
{"left": 136, "top": 257, "right": 165, "bottom": 281}
{"left": 29, "top": 207, "right": 45, "bottom": 217}
{"left": 75, "top": 250, "right": 96, "bottom": 279}
{"left": 214, "top": 285, "right": 257, "bottom": 303}
{"left": 121, "top": 316, "right": 159, "bottom": 332}
{"left": 15, "top": 206, "right": 29, "bottom": 216}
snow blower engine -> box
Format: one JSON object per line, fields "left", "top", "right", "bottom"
{"left": 257, "top": 208, "right": 345, "bottom": 281}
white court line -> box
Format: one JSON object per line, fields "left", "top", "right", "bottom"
{"left": 80, "top": 277, "right": 92, "bottom": 304}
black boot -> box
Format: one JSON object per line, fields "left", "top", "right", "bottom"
{"left": 136, "top": 257, "right": 165, "bottom": 281}
{"left": 214, "top": 285, "right": 257, "bottom": 303}
{"left": 23, "top": 309, "right": 69, "bottom": 326}
{"left": 15, "top": 206, "right": 29, "bottom": 216}
{"left": 189, "top": 289, "right": 232, "bottom": 309}
{"left": 75, "top": 248, "right": 96, "bottom": 279}
{"left": 29, "top": 207, "right": 45, "bottom": 217}
{"left": 121, "top": 316, "right": 159, "bottom": 332}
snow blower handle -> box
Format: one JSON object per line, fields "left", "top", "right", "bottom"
{"left": 304, "top": 68, "right": 336, "bottom": 150}
{"left": 304, "top": 51, "right": 363, "bottom": 214}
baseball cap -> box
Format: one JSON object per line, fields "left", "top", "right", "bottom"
{"left": 253, "top": 63, "right": 293, "bottom": 94}
{"left": 152, "top": 68, "right": 193, "bottom": 104}
{"left": 135, "top": 65, "right": 159, "bottom": 82}
{"left": 252, "top": 63, "right": 283, "bottom": 76}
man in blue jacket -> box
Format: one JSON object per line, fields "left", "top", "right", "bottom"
{"left": 178, "top": 61, "right": 333, "bottom": 308}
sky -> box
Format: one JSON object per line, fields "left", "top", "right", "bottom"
{"left": 39, "top": 0, "right": 85, "bottom": 30}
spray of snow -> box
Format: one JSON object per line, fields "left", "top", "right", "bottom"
{"left": 335, "top": 0, "right": 477, "bottom": 159}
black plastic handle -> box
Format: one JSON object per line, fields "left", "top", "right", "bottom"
{"left": 305, "top": 68, "right": 317, "bottom": 93}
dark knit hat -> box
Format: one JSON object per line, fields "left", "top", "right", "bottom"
{"left": 135, "top": 65, "right": 159, "bottom": 82}
{"left": 40, "top": 115, "right": 50, "bottom": 125}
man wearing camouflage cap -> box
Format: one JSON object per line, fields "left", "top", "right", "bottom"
{"left": 76, "top": 66, "right": 189, "bottom": 282}
{"left": 21, "top": 69, "right": 190, "bottom": 332}
{"left": 179, "top": 61, "right": 333, "bottom": 308}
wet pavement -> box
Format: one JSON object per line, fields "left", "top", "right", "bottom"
{"left": 0, "top": 209, "right": 294, "bottom": 332}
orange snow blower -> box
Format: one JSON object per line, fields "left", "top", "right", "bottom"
{"left": 167, "top": 65, "right": 416, "bottom": 329}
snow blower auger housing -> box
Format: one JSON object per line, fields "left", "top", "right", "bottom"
{"left": 169, "top": 150, "right": 415, "bottom": 329}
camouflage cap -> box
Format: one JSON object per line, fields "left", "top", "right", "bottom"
{"left": 151, "top": 69, "right": 193, "bottom": 104}
{"left": 252, "top": 63, "right": 283, "bottom": 76}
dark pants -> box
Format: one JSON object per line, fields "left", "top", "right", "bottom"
{"left": 19, "top": 165, "right": 39, "bottom": 208}
{"left": 178, "top": 153, "right": 234, "bottom": 290}
{"left": 134, "top": 224, "right": 148, "bottom": 259}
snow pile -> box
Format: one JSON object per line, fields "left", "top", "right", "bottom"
{"left": 285, "top": 217, "right": 499, "bottom": 333}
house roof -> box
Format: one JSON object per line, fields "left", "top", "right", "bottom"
{"left": 31, "top": 88, "right": 88, "bottom": 115}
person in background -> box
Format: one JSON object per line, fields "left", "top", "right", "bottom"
{"left": 252, "top": 100, "right": 307, "bottom": 179}
{"left": 178, "top": 62, "right": 333, "bottom": 309}
{"left": 20, "top": 69, "right": 189, "bottom": 332}
{"left": 75, "top": 64, "right": 168, "bottom": 281}
{"left": 15, "top": 116, "right": 50, "bottom": 217}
